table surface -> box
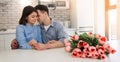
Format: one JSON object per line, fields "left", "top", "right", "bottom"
{"left": 0, "top": 45, "right": 120, "bottom": 62}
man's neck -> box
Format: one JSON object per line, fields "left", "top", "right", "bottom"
{"left": 44, "top": 17, "right": 51, "bottom": 26}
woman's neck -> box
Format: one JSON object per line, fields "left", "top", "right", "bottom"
{"left": 28, "top": 23, "right": 34, "bottom": 26}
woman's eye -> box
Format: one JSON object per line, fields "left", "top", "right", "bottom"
{"left": 32, "top": 16, "right": 35, "bottom": 18}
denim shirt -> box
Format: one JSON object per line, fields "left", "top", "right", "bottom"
{"left": 40, "top": 20, "right": 69, "bottom": 43}
{"left": 16, "top": 24, "right": 42, "bottom": 49}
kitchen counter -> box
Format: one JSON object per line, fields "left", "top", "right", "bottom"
{"left": 0, "top": 28, "right": 76, "bottom": 35}
{"left": 0, "top": 43, "right": 120, "bottom": 62}
{"left": 0, "top": 29, "right": 16, "bottom": 50}
{"left": 0, "top": 29, "right": 16, "bottom": 34}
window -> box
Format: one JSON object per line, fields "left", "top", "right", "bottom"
{"left": 105, "top": 0, "right": 117, "bottom": 40}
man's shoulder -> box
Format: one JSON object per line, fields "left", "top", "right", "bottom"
{"left": 51, "top": 21, "right": 64, "bottom": 31}
{"left": 52, "top": 21, "right": 62, "bottom": 27}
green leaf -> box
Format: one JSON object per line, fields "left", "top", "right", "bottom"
{"left": 105, "top": 51, "right": 109, "bottom": 56}
{"left": 75, "top": 31, "right": 78, "bottom": 35}
{"left": 69, "top": 40, "right": 77, "bottom": 51}
{"left": 78, "top": 33, "right": 99, "bottom": 46}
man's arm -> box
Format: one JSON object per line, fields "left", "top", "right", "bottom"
{"left": 29, "top": 22, "right": 68, "bottom": 50}
{"left": 30, "top": 40, "right": 64, "bottom": 50}
{"left": 57, "top": 22, "right": 69, "bottom": 42}
{"left": 45, "top": 22, "right": 68, "bottom": 49}
{"left": 46, "top": 40, "right": 64, "bottom": 49}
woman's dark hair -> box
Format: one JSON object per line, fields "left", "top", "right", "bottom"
{"left": 35, "top": 5, "right": 49, "bottom": 16}
{"left": 19, "top": 5, "right": 37, "bottom": 25}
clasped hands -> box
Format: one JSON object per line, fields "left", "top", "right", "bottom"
{"left": 28, "top": 39, "right": 57, "bottom": 50}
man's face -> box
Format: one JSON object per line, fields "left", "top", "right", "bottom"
{"left": 37, "top": 10, "right": 46, "bottom": 23}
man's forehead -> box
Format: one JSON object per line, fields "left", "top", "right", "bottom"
{"left": 37, "top": 10, "right": 45, "bottom": 13}
{"left": 37, "top": 10, "right": 41, "bottom": 12}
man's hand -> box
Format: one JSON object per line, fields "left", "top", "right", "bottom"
{"left": 11, "top": 39, "right": 19, "bottom": 49}
{"left": 46, "top": 40, "right": 64, "bottom": 49}
{"left": 32, "top": 43, "right": 47, "bottom": 50}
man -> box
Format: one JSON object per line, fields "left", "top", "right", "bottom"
{"left": 11, "top": 5, "right": 68, "bottom": 50}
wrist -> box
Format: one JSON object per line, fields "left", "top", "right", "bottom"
{"left": 45, "top": 44, "right": 50, "bottom": 49}
{"left": 28, "top": 39, "right": 37, "bottom": 46}
{"left": 31, "top": 43, "right": 38, "bottom": 46}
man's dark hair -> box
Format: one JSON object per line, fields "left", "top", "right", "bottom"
{"left": 19, "top": 5, "right": 37, "bottom": 25}
{"left": 35, "top": 5, "right": 49, "bottom": 16}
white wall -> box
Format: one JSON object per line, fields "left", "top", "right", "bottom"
{"left": 94, "top": 0, "right": 105, "bottom": 36}
{"left": 70, "top": 0, "right": 77, "bottom": 28}
{"left": 0, "top": 0, "right": 38, "bottom": 29}
{"left": 117, "top": 0, "right": 120, "bottom": 40}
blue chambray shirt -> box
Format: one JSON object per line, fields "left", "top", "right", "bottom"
{"left": 16, "top": 23, "right": 42, "bottom": 49}
{"left": 40, "top": 20, "right": 69, "bottom": 43}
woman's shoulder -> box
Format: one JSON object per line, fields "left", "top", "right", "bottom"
{"left": 16, "top": 24, "right": 26, "bottom": 30}
{"left": 17, "top": 24, "right": 25, "bottom": 27}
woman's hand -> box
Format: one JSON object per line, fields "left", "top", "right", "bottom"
{"left": 28, "top": 39, "right": 37, "bottom": 46}
{"left": 33, "top": 43, "right": 47, "bottom": 50}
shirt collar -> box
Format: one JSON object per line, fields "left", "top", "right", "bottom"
{"left": 26, "top": 23, "right": 34, "bottom": 27}
{"left": 41, "top": 18, "right": 54, "bottom": 27}
{"left": 50, "top": 19, "right": 54, "bottom": 27}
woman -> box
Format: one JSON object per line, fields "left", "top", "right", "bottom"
{"left": 16, "top": 6, "right": 42, "bottom": 49}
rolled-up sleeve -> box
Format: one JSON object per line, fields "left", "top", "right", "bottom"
{"left": 16, "top": 25, "right": 32, "bottom": 49}
{"left": 57, "top": 23, "right": 69, "bottom": 43}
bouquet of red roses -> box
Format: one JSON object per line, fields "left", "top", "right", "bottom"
{"left": 64, "top": 32, "right": 116, "bottom": 60}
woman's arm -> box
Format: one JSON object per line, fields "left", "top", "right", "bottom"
{"left": 16, "top": 25, "right": 32, "bottom": 49}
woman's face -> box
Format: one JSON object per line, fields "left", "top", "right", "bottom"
{"left": 26, "top": 12, "right": 37, "bottom": 25}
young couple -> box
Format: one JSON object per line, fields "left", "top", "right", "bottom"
{"left": 11, "top": 5, "right": 68, "bottom": 50}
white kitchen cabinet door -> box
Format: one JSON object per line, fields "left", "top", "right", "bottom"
{"left": 4, "top": 34, "right": 15, "bottom": 50}
{"left": 0, "top": 35, "right": 5, "bottom": 50}
{"left": 70, "top": 0, "right": 94, "bottom": 29}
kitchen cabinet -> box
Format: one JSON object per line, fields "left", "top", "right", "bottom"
{"left": 0, "top": 30, "right": 15, "bottom": 50}
{"left": 4, "top": 34, "right": 15, "bottom": 50}
{"left": 65, "top": 28, "right": 76, "bottom": 36}
{"left": 70, "top": 0, "right": 94, "bottom": 32}
{"left": 0, "top": 35, "right": 5, "bottom": 50}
